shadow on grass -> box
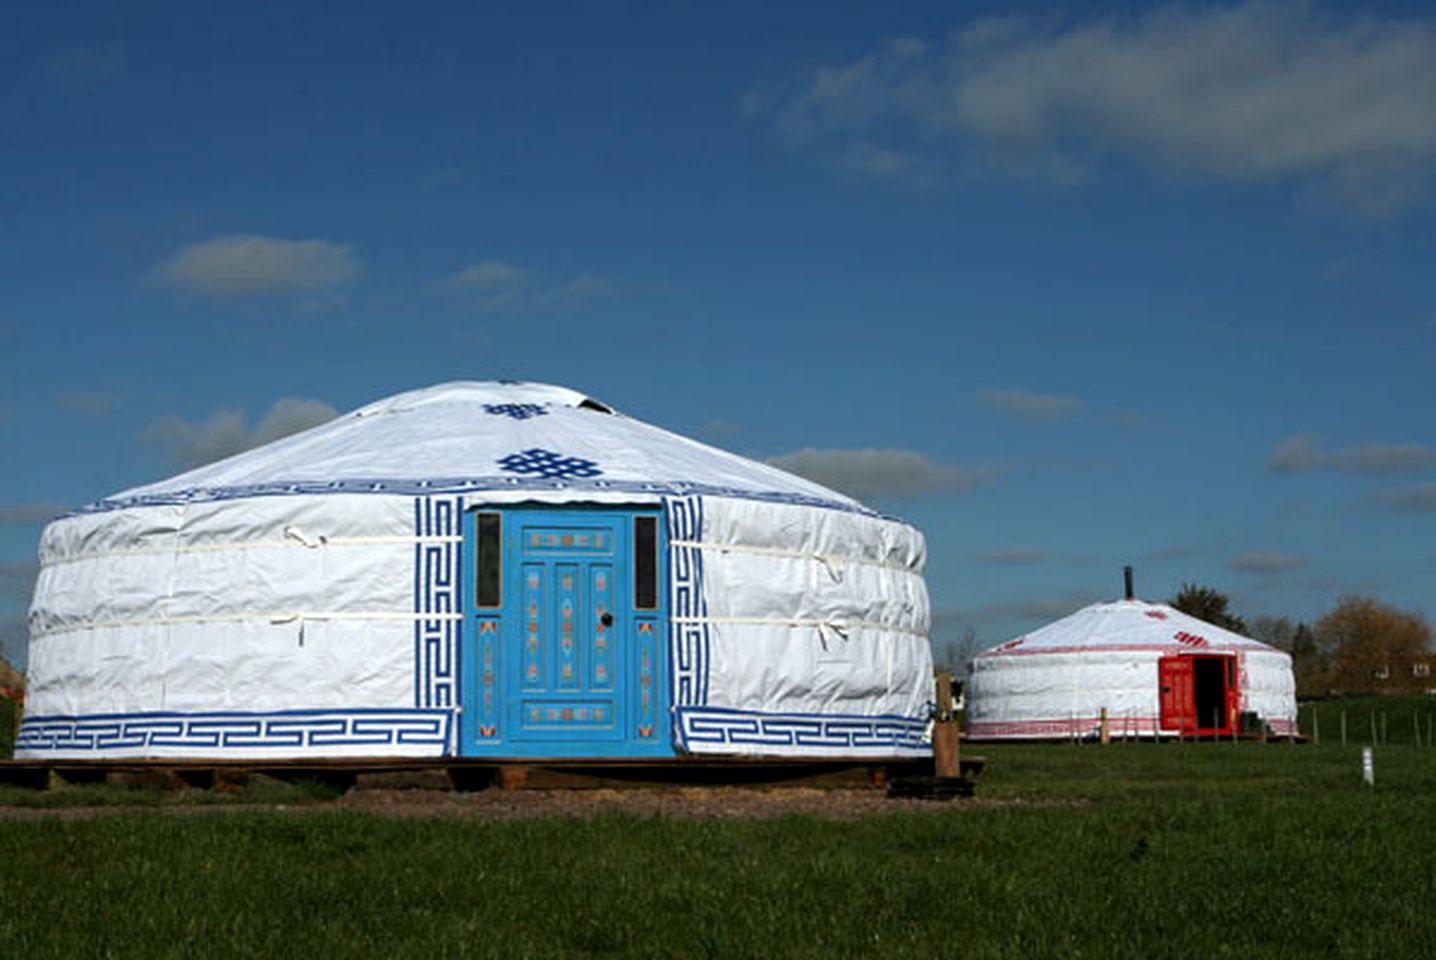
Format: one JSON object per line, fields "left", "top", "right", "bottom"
{"left": 0, "top": 776, "right": 343, "bottom": 810}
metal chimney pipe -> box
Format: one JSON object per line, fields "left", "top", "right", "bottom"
{"left": 1123, "top": 565, "right": 1134, "bottom": 600}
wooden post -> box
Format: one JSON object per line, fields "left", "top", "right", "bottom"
{"left": 1370, "top": 712, "right": 1377, "bottom": 746}
{"left": 1312, "top": 707, "right": 1319, "bottom": 745}
{"left": 1100, "top": 707, "right": 1110, "bottom": 745}
{"left": 1341, "top": 709, "right": 1347, "bottom": 746}
{"left": 1381, "top": 712, "right": 1388, "bottom": 746}
{"left": 1415, "top": 713, "right": 1421, "bottom": 749}
{"left": 932, "top": 671, "right": 960, "bottom": 778}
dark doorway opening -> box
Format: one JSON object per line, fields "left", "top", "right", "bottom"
{"left": 1192, "top": 656, "right": 1228, "bottom": 731}
{"left": 1159, "top": 653, "right": 1238, "bottom": 737}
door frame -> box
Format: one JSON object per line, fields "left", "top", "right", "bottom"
{"left": 1158, "top": 653, "right": 1239, "bottom": 737}
{"left": 457, "top": 503, "right": 672, "bottom": 758}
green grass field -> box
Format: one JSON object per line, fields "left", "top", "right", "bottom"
{"left": 1299, "top": 695, "right": 1436, "bottom": 747}
{"left": 3, "top": 733, "right": 1434, "bottom": 959}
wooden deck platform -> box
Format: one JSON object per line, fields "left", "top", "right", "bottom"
{"left": 0, "top": 755, "right": 988, "bottom": 793}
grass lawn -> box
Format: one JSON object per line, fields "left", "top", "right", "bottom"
{"left": 3, "top": 737, "right": 1434, "bottom": 959}
{"left": 1298, "top": 695, "right": 1436, "bottom": 747}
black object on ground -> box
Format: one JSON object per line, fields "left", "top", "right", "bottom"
{"left": 885, "top": 774, "right": 975, "bottom": 801}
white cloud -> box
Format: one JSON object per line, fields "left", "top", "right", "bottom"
{"left": 977, "top": 547, "right": 1047, "bottom": 565}
{"left": 1267, "top": 434, "right": 1436, "bottom": 474}
{"left": 145, "top": 397, "right": 339, "bottom": 469}
{"left": 0, "top": 502, "right": 67, "bottom": 525}
{"left": 451, "top": 260, "right": 533, "bottom": 310}
{"left": 977, "top": 591, "right": 1102, "bottom": 631}
{"left": 0, "top": 561, "right": 37, "bottom": 604}
{"left": 1231, "top": 550, "right": 1307, "bottom": 574}
{"left": 766, "top": 447, "right": 997, "bottom": 500}
{"left": 751, "top": 3, "right": 1436, "bottom": 212}
{"left": 978, "top": 388, "right": 1081, "bottom": 421}
{"left": 703, "top": 419, "right": 739, "bottom": 438}
{"left": 152, "top": 235, "right": 360, "bottom": 299}
{"left": 0, "top": 560, "right": 34, "bottom": 665}
{"left": 542, "top": 272, "right": 612, "bottom": 309}
{"left": 840, "top": 142, "right": 936, "bottom": 188}
{"left": 1370, "top": 483, "right": 1436, "bottom": 512}
{"left": 1146, "top": 545, "right": 1198, "bottom": 560}
{"left": 449, "top": 261, "right": 610, "bottom": 312}
{"left": 57, "top": 389, "right": 121, "bottom": 416}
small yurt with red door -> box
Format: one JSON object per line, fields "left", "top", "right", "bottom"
{"left": 965, "top": 597, "right": 1297, "bottom": 740}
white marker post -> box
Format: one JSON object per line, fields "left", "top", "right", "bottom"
{"left": 1362, "top": 746, "right": 1375, "bottom": 787}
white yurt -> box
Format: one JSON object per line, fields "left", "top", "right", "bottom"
{"left": 966, "top": 596, "right": 1297, "bottom": 740}
{"left": 18, "top": 381, "right": 932, "bottom": 761}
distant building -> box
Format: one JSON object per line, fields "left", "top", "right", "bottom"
{"left": 967, "top": 598, "right": 1297, "bottom": 740}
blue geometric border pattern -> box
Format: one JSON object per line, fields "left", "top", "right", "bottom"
{"left": 482, "top": 403, "right": 547, "bottom": 420}
{"left": 69, "top": 476, "right": 891, "bottom": 522}
{"left": 414, "top": 495, "right": 463, "bottom": 710}
{"left": 16, "top": 709, "right": 451, "bottom": 753}
{"left": 676, "top": 707, "right": 928, "bottom": 755}
{"left": 665, "top": 496, "right": 709, "bottom": 707}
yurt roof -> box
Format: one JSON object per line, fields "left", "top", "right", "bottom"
{"left": 976, "top": 599, "right": 1285, "bottom": 658}
{"left": 85, "top": 381, "right": 872, "bottom": 516}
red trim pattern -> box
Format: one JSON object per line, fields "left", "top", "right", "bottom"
{"left": 976, "top": 643, "right": 1246, "bottom": 659}
{"left": 968, "top": 714, "right": 1298, "bottom": 739}
{"left": 967, "top": 716, "right": 1164, "bottom": 738}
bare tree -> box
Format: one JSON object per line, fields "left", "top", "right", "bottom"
{"left": 1313, "top": 596, "right": 1432, "bottom": 695}
{"left": 1252, "top": 615, "right": 1323, "bottom": 696}
{"left": 932, "top": 626, "right": 980, "bottom": 676}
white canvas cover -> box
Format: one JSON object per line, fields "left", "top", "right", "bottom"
{"left": 966, "top": 599, "right": 1297, "bottom": 740}
{"left": 20, "top": 382, "right": 932, "bottom": 760}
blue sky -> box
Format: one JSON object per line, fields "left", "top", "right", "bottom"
{"left": 2, "top": 1, "right": 1434, "bottom": 670}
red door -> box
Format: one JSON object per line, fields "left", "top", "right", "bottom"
{"left": 1159, "top": 655, "right": 1195, "bottom": 735}
{"left": 1224, "top": 656, "right": 1239, "bottom": 735}
{"left": 1161, "top": 654, "right": 1240, "bottom": 736}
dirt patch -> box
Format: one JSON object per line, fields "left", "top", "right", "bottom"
{"left": 337, "top": 786, "right": 976, "bottom": 820}
{"left": 0, "top": 786, "right": 1023, "bottom": 821}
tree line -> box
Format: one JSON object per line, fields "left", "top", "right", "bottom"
{"left": 1171, "top": 584, "right": 1433, "bottom": 698}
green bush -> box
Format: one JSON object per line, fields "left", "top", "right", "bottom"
{"left": 0, "top": 698, "right": 16, "bottom": 760}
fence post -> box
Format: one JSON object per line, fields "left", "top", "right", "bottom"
{"left": 1341, "top": 709, "right": 1347, "bottom": 746}
{"left": 932, "top": 671, "right": 959, "bottom": 778}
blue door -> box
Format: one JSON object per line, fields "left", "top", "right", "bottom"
{"left": 460, "top": 506, "right": 670, "bottom": 757}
